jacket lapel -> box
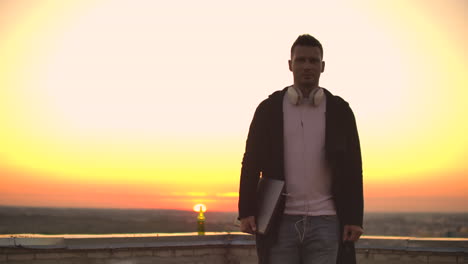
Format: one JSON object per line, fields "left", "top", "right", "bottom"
{"left": 270, "top": 89, "right": 286, "bottom": 180}
{"left": 324, "top": 89, "right": 346, "bottom": 160}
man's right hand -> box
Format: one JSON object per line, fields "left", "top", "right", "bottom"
{"left": 240, "top": 216, "right": 257, "bottom": 234}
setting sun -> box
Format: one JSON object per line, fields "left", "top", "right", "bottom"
{"left": 193, "top": 204, "right": 207, "bottom": 213}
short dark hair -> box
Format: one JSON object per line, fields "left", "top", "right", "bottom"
{"left": 290, "top": 34, "right": 324, "bottom": 59}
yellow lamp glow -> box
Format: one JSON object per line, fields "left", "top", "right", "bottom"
{"left": 193, "top": 203, "right": 206, "bottom": 235}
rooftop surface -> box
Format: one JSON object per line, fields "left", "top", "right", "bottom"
{"left": 1, "top": 233, "right": 467, "bottom": 252}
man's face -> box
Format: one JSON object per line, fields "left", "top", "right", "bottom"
{"left": 289, "top": 46, "right": 325, "bottom": 88}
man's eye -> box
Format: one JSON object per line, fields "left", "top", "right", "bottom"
{"left": 296, "top": 58, "right": 306, "bottom": 63}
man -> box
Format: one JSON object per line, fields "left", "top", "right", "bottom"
{"left": 238, "top": 34, "right": 364, "bottom": 264}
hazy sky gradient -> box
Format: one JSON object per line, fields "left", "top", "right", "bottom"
{"left": 1, "top": 0, "right": 467, "bottom": 212}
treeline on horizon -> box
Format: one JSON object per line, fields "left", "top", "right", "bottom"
{"left": 0, "top": 206, "right": 467, "bottom": 238}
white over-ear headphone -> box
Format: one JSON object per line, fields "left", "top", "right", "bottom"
{"left": 287, "top": 86, "right": 324, "bottom": 106}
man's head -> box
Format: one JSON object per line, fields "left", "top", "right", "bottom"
{"left": 290, "top": 34, "right": 323, "bottom": 59}
{"left": 289, "top": 34, "right": 325, "bottom": 91}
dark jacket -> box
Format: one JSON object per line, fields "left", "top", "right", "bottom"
{"left": 239, "top": 87, "right": 363, "bottom": 264}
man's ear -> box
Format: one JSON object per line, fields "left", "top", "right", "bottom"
{"left": 288, "top": 60, "right": 292, "bottom": 71}
{"left": 321, "top": 61, "right": 325, "bottom": 73}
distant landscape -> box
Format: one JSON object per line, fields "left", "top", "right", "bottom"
{"left": 0, "top": 206, "right": 467, "bottom": 238}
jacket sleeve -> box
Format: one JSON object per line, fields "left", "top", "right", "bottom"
{"left": 238, "top": 101, "right": 268, "bottom": 219}
{"left": 342, "top": 105, "right": 364, "bottom": 227}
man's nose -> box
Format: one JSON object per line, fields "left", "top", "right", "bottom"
{"left": 303, "top": 63, "right": 312, "bottom": 71}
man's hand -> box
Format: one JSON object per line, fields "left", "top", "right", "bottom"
{"left": 343, "top": 225, "right": 363, "bottom": 242}
{"left": 240, "top": 216, "right": 257, "bottom": 234}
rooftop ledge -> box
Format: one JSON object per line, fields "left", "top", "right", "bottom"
{"left": 1, "top": 233, "right": 467, "bottom": 253}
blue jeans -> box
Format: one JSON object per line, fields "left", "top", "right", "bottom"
{"left": 268, "top": 214, "right": 340, "bottom": 264}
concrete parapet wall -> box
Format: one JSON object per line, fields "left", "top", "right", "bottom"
{"left": 356, "top": 236, "right": 467, "bottom": 264}
{"left": 0, "top": 233, "right": 466, "bottom": 263}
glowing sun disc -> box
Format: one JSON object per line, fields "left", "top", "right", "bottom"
{"left": 193, "top": 204, "right": 207, "bottom": 213}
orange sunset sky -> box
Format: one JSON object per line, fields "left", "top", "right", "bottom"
{"left": 1, "top": 0, "right": 467, "bottom": 212}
